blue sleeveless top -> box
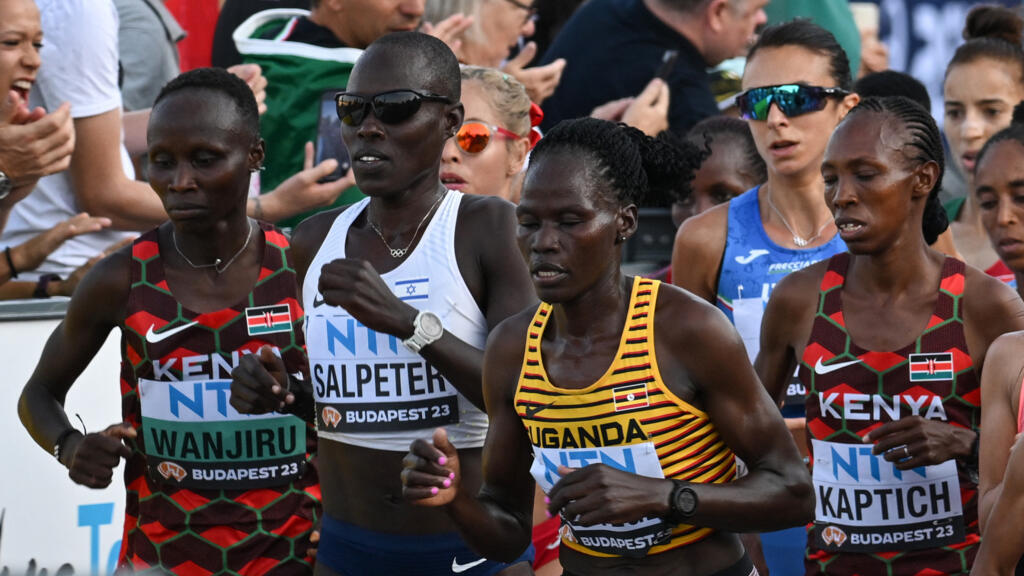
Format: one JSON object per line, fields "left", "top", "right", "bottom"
{"left": 716, "top": 186, "right": 846, "bottom": 369}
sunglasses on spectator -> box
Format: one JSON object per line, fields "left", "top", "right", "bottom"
{"left": 335, "top": 89, "right": 452, "bottom": 126}
{"left": 736, "top": 84, "right": 850, "bottom": 121}
{"left": 456, "top": 122, "right": 523, "bottom": 154}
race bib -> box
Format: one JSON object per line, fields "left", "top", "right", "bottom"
{"left": 531, "top": 442, "right": 672, "bottom": 558}
{"left": 811, "top": 439, "right": 965, "bottom": 552}
{"left": 139, "top": 379, "right": 306, "bottom": 490}
{"left": 307, "top": 314, "right": 459, "bottom": 433}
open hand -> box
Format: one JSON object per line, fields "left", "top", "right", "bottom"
{"left": 502, "top": 42, "right": 565, "bottom": 105}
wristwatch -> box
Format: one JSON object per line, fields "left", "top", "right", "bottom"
{"left": 0, "top": 170, "right": 12, "bottom": 201}
{"left": 403, "top": 310, "right": 444, "bottom": 353}
{"left": 667, "top": 480, "right": 698, "bottom": 524}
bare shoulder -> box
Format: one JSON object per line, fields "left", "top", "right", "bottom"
{"left": 962, "top": 263, "right": 1024, "bottom": 344}
{"left": 653, "top": 281, "right": 732, "bottom": 343}
{"left": 485, "top": 305, "right": 537, "bottom": 361}
{"left": 769, "top": 258, "right": 830, "bottom": 313}
{"left": 456, "top": 193, "right": 516, "bottom": 234}
{"left": 672, "top": 201, "right": 729, "bottom": 300}
{"left": 291, "top": 206, "right": 348, "bottom": 256}
{"left": 68, "top": 242, "right": 133, "bottom": 327}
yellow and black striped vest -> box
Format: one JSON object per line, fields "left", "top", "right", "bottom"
{"left": 514, "top": 277, "right": 737, "bottom": 558}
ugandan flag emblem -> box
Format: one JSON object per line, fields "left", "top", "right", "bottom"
{"left": 245, "top": 304, "right": 291, "bottom": 336}
{"left": 908, "top": 353, "right": 954, "bottom": 382}
{"left": 612, "top": 383, "right": 649, "bottom": 412}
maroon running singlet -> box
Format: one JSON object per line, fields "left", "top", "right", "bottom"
{"left": 117, "top": 222, "right": 320, "bottom": 574}
{"left": 800, "top": 253, "right": 979, "bottom": 575}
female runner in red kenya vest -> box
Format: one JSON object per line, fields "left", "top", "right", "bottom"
{"left": 757, "top": 96, "right": 1024, "bottom": 576}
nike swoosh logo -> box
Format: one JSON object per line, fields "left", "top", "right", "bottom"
{"left": 735, "top": 249, "right": 770, "bottom": 265}
{"left": 545, "top": 538, "right": 560, "bottom": 550}
{"left": 145, "top": 321, "right": 199, "bottom": 344}
{"left": 313, "top": 294, "right": 326, "bottom": 308}
{"left": 524, "top": 402, "right": 554, "bottom": 418}
{"left": 451, "top": 557, "right": 488, "bottom": 573}
{"left": 813, "top": 357, "right": 862, "bottom": 375}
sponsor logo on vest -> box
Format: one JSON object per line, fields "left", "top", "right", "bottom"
{"left": 450, "top": 557, "right": 487, "bottom": 573}
{"left": 613, "top": 383, "right": 649, "bottom": 412}
{"left": 525, "top": 401, "right": 555, "bottom": 418}
{"left": 908, "top": 353, "right": 954, "bottom": 381}
{"left": 246, "top": 304, "right": 291, "bottom": 336}
{"left": 322, "top": 406, "right": 342, "bottom": 428}
{"left": 822, "top": 525, "right": 847, "bottom": 547}
{"left": 157, "top": 461, "right": 187, "bottom": 482}
{"left": 735, "top": 249, "right": 770, "bottom": 265}
{"left": 813, "top": 357, "right": 863, "bottom": 375}
{"left": 145, "top": 321, "right": 199, "bottom": 344}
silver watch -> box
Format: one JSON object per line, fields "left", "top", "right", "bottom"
{"left": 0, "top": 170, "right": 12, "bottom": 201}
{"left": 403, "top": 310, "right": 443, "bottom": 353}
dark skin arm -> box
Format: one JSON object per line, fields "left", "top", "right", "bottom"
{"left": 402, "top": 313, "right": 538, "bottom": 561}
{"left": 17, "top": 247, "right": 135, "bottom": 487}
{"left": 671, "top": 201, "right": 728, "bottom": 304}
{"left": 546, "top": 286, "right": 813, "bottom": 532}
{"left": 231, "top": 195, "right": 536, "bottom": 413}
{"left": 755, "top": 264, "right": 821, "bottom": 406}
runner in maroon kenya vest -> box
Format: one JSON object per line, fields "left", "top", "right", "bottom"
{"left": 117, "top": 222, "right": 318, "bottom": 571}
{"left": 17, "top": 68, "right": 322, "bottom": 575}
{"left": 756, "top": 97, "right": 1024, "bottom": 576}
{"left": 802, "top": 253, "right": 977, "bottom": 574}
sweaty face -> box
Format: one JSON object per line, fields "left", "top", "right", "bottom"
{"left": 943, "top": 59, "right": 1024, "bottom": 180}
{"left": 974, "top": 139, "right": 1024, "bottom": 271}
{"left": 440, "top": 81, "right": 525, "bottom": 201}
{"left": 517, "top": 151, "right": 623, "bottom": 303}
{"left": 821, "top": 112, "right": 925, "bottom": 254}
{"left": 343, "top": 48, "right": 459, "bottom": 197}
{"left": 673, "top": 137, "right": 759, "bottom": 226}
{"left": 333, "top": 0, "right": 424, "bottom": 48}
{"left": 0, "top": 0, "right": 41, "bottom": 102}
{"left": 742, "top": 46, "right": 853, "bottom": 181}
{"left": 147, "top": 91, "right": 261, "bottom": 225}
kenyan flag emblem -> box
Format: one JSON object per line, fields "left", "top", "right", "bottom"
{"left": 245, "top": 304, "right": 291, "bottom": 336}
{"left": 908, "top": 353, "right": 954, "bottom": 381}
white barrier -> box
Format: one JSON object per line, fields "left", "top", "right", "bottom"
{"left": 0, "top": 301, "right": 125, "bottom": 576}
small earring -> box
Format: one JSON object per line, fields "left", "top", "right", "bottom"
{"left": 618, "top": 235, "right": 626, "bottom": 242}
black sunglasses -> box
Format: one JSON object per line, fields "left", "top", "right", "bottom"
{"left": 736, "top": 84, "right": 850, "bottom": 121}
{"left": 335, "top": 89, "right": 453, "bottom": 126}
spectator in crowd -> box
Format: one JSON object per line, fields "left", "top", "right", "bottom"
{"left": 423, "top": 0, "right": 566, "bottom": 105}
{"left": 853, "top": 70, "right": 931, "bottom": 111}
{"left": 526, "top": 0, "right": 586, "bottom": 67}
{"left": 440, "top": 66, "right": 533, "bottom": 203}
{"left": 211, "top": 0, "right": 310, "bottom": 68}
{"left": 19, "top": 67, "right": 321, "bottom": 573}
{"left": 539, "top": 0, "right": 768, "bottom": 135}
{"left": 233, "top": 0, "right": 423, "bottom": 228}
{"left": 943, "top": 5, "right": 1024, "bottom": 283}
{"left": 759, "top": 95, "right": 1024, "bottom": 576}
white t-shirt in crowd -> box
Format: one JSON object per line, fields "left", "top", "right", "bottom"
{"left": 0, "top": 0, "right": 136, "bottom": 280}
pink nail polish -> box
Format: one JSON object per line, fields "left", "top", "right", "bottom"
{"left": 443, "top": 478, "right": 452, "bottom": 487}
{"left": 438, "top": 456, "right": 447, "bottom": 465}
{"left": 449, "top": 472, "right": 455, "bottom": 479}
{"left": 431, "top": 487, "right": 439, "bottom": 495}
{"left": 544, "top": 496, "right": 550, "bottom": 504}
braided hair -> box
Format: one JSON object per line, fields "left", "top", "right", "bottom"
{"left": 842, "top": 96, "right": 948, "bottom": 244}
{"left": 529, "top": 118, "right": 704, "bottom": 208}
{"left": 686, "top": 116, "right": 767, "bottom": 186}
{"left": 976, "top": 100, "right": 1024, "bottom": 169}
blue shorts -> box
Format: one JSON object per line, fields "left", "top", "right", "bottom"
{"left": 318, "top": 514, "right": 535, "bottom": 576}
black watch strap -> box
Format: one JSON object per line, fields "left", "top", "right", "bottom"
{"left": 33, "top": 273, "right": 61, "bottom": 298}
{"left": 667, "top": 480, "right": 698, "bottom": 524}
